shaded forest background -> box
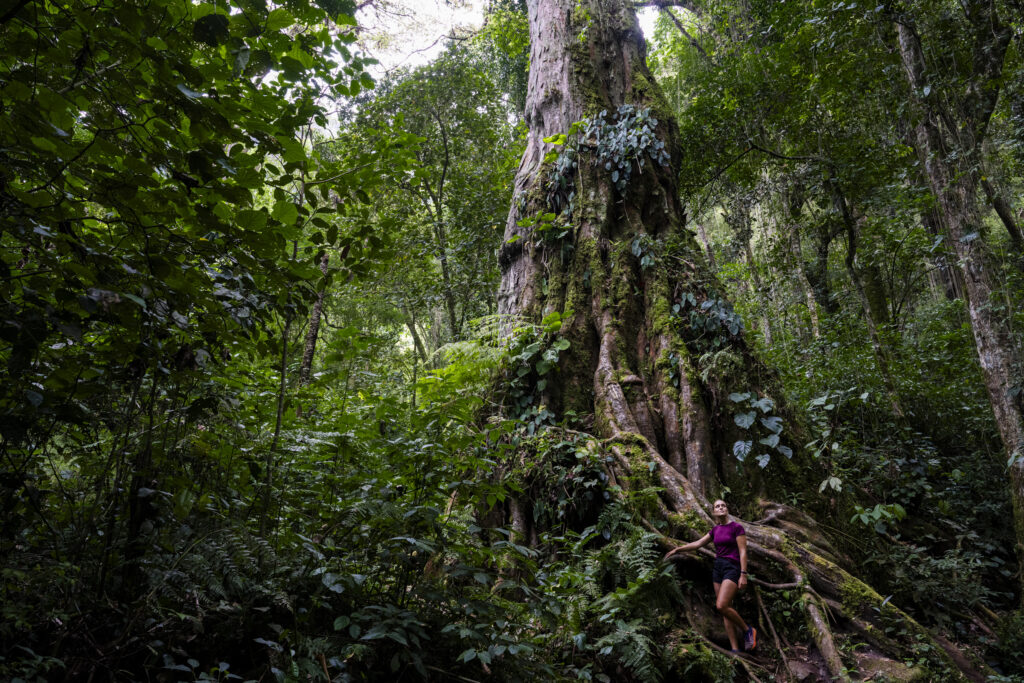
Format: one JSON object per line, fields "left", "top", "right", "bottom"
{"left": 1, "top": 0, "right": 1023, "bottom": 680}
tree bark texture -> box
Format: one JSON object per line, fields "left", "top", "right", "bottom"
{"left": 802, "top": 217, "right": 841, "bottom": 318}
{"left": 498, "top": 0, "right": 720, "bottom": 497}
{"left": 403, "top": 307, "right": 429, "bottom": 364}
{"left": 897, "top": 20, "right": 1024, "bottom": 597}
{"left": 496, "top": 0, "right": 987, "bottom": 676}
{"left": 785, "top": 216, "right": 822, "bottom": 339}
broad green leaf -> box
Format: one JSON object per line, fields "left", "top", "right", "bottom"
{"left": 30, "top": 136, "right": 57, "bottom": 152}
{"left": 734, "top": 411, "right": 756, "bottom": 429}
{"left": 266, "top": 8, "right": 294, "bottom": 31}
{"left": 236, "top": 209, "right": 268, "bottom": 231}
{"left": 733, "top": 440, "right": 752, "bottom": 461}
{"left": 271, "top": 200, "right": 299, "bottom": 224}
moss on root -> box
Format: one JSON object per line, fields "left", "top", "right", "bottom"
{"left": 667, "top": 509, "right": 708, "bottom": 538}
{"left": 665, "top": 630, "right": 735, "bottom": 682}
{"left": 835, "top": 573, "right": 963, "bottom": 678}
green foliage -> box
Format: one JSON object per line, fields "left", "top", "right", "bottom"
{"left": 728, "top": 391, "right": 792, "bottom": 468}
{"left": 578, "top": 105, "right": 671, "bottom": 193}
{"left": 538, "top": 105, "right": 670, "bottom": 223}
{"left": 671, "top": 291, "right": 744, "bottom": 351}
{"left": 503, "top": 311, "right": 574, "bottom": 421}
{"left": 645, "top": 0, "right": 1023, "bottom": 673}
{"left": 989, "top": 611, "right": 1024, "bottom": 680}
{"left": 417, "top": 316, "right": 507, "bottom": 417}
{"left": 631, "top": 235, "right": 658, "bottom": 271}
{"left": 503, "top": 429, "right": 605, "bottom": 532}
{"left": 349, "top": 45, "right": 520, "bottom": 345}
{"left": 3, "top": 0, "right": 1023, "bottom": 678}
{"left": 862, "top": 542, "right": 1002, "bottom": 624}
{"left": 850, "top": 502, "right": 906, "bottom": 532}
{"left": 477, "top": 0, "right": 530, "bottom": 114}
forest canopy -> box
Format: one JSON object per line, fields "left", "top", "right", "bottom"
{"left": 1, "top": 0, "right": 1023, "bottom": 681}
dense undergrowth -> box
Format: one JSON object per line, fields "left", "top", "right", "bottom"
{"left": 3, "top": 303, "right": 1023, "bottom": 682}
{"left": 4, "top": 0, "right": 1024, "bottom": 680}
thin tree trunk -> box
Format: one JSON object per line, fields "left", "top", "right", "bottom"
{"left": 434, "top": 221, "right": 461, "bottom": 340}
{"left": 299, "top": 252, "right": 330, "bottom": 386}
{"left": 403, "top": 308, "right": 429, "bottom": 364}
{"left": 787, "top": 224, "right": 821, "bottom": 339}
{"left": 262, "top": 240, "right": 298, "bottom": 536}
{"left": 801, "top": 212, "right": 840, "bottom": 317}
{"left": 831, "top": 182, "right": 903, "bottom": 416}
{"left": 922, "top": 207, "right": 964, "bottom": 301}
{"left": 741, "top": 230, "right": 773, "bottom": 347}
{"left": 783, "top": 186, "right": 822, "bottom": 339}
{"left": 422, "top": 108, "right": 462, "bottom": 341}
{"left": 695, "top": 221, "right": 716, "bottom": 270}
{"left": 726, "top": 196, "right": 773, "bottom": 347}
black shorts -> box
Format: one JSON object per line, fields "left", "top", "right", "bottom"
{"left": 712, "top": 558, "right": 741, "bottom": 584}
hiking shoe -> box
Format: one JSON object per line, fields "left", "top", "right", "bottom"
{"left": 744, "top": 627, "right": 757, "bottom": 651}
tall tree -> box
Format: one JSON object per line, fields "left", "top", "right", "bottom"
{"left": 892, "top": 1, "right": 1024, "bottom": 587}
{"left": 497, "top": 0, "right": 987, "bottom": 677}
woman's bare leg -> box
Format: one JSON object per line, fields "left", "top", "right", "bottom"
{"left": 714, "top": 581, "right": 744, "bottom": 650}
{"left": 715, "top": 579, "right": 748, "bottom": 648}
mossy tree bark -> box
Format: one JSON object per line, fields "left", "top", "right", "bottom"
{"left": 497, "top": 0, "right": 990, "bottom": 678}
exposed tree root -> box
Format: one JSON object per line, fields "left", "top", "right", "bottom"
{"left": 755, "top": 588, "right": 795, "bottom": 683}
{"left": 677, "top": 590, "right": 771, "bottom": 683}
{"left": 590, "top": 428, "right": 983, "bottom": 681}
{"left": 804, "top": 592, "right": 847, "bottom": 681}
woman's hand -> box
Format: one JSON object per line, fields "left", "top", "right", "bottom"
{"left": 738, "top": 573, "right": 748, "bottom": 589}
{"left": 664, "top": 533, "right": 711, "bottom": 561}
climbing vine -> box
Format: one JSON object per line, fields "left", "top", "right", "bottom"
{"left": 505, "top": 310, "right": 574, "bottom": 424}
{"left": 532, "top": 104, "right": 671, "bottom": 232}
{"left": 728, "top": 391, "right": 793, "bottom": 469}
{"left": 672, "top": 290, "right": 745, "bottom": 351}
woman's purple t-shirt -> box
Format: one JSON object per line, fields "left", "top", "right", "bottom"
{"left": 710, "top": 521, "right": 745, "bottom": 564}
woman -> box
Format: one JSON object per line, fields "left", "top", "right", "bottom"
{"left": 664, "top": 499, "right": 757, "bottom": 653}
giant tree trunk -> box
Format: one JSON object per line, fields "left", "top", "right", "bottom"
{"left": 496, "top": 0, "right": 985, "bottom": 678}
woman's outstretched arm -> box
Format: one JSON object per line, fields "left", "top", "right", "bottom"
{"left": 664, "top": 532, "right": 712, "bottom": 559}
